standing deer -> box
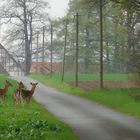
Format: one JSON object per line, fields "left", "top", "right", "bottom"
{"left": 0, "top": 80, "right": 12, "bottom": 101}
{"left": 21, "top": 82, "right": 38, "bottom": 105}
{"left": 14, "top": 81, "right": 25, "bottom": 106}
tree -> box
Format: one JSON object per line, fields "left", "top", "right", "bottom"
{"left": 111, "top": 0, "right": 140, "bottom": 13}
{"left": 68, "top": 0, "right": 100, "bottom": 73}
{"left": 68, "top": 0, "right": 105, "bottom": 87}
{"left": 0, "top": 0, "right": 49, "bottom": 75}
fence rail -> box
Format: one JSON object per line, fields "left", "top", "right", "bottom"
{"left": 0, "top": 44, "right": 24, "bottom": 76}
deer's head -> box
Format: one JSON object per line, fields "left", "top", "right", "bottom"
{"left": 18, "top": 81, "right": 25, "bottom": 89}
{"left": 5, "top": 80, "right": 12, "bottom": 87}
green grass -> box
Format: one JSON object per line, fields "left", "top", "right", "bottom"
{"left": 31, "top": 73, "right": 140, "bottom": 119}
{"left": 0, "top": 75, "right": 77, "bottom": 140}
{"left": 31, "top": 73, "right": 131, "bottom": 82}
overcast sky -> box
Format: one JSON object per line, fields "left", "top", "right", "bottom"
{"left": 46, "top": 0, "right": 69, "bottom": 18}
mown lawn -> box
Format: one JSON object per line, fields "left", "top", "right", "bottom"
{"left": 0, "top": 75, "right": 77, "bottom": 140}
{"left": 31, "top": 73, "right": 140, "bottom": 119}
{"left": 36, "top": 73, "right": 131, "bottom": 82}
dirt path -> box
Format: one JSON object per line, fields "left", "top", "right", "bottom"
{"left": 12, "top": 77, "right": 140, "bottom": 140}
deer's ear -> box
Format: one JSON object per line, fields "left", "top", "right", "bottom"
{"left": 30, "top": 82, "right": 33, "bottom": 85}
{"left": 36, "top": 83, "right": 38, "bottom": 85}
{"left": 6, "top": 80, "right": 10, "bottom": 83}
{"left": 20, "top": 82, "right": 24, "bottom": 85}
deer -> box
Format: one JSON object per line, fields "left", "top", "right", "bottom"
{"left": 0, "top": 80, "right": 12, "bottom": 101}
{"left": 20, "top": 82, "right": 38, "bottom": 105}
{"left": 14, "top": 81, "right": 25, "bottom": 106}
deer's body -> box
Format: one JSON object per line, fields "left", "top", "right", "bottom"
{"left": 14, "top": 81, "right": 25, "bottom": 106}
{"left": 0, "top": 80, "right": 12, "bottom": 100}
{"left": 21, "top": 82, "right": 38, "bottom": 104}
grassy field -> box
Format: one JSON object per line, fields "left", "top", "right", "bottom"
{"left": 35, "top": 73, "right": 131, "bottom": 82}
{"left": 31, "top": 73, "right": 140, "bottom": 119}
{"left": 0, "top": 75, "right": 77, "bottom": 140}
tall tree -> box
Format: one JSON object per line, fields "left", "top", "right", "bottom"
{"left": 111, "top": 0, "right": 140, "bottom": 13}
{"left": 0, "top": 0, "right": 49, "bottom": 75}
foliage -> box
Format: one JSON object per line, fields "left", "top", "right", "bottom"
{"left": 51, "top": 0, "right": 130, "bottom": 73}
{"left": 0, "top": 0, "right": 49, "bottom": 75}
{"left": 0, "top": 119, "right": 62, "bottom": 140}
{"left": 49, "top": 0, "right": 139, "bottom": 74}
{"left": 0, "top": 0, "right": 139, "bottom": 75}
{"left": 111, "top": 0, "right": 140, "bottom": 13}
{"left": 0, "top": 75, "right": 77, "bottom": 140}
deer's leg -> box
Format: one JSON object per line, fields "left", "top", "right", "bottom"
{"left": 13, "top": 97, "right": 16, "bottom": 106}
{"left": 3, "top": 96, "right": 5, "bottom": 101}
{"left": 13, "top": 91, "right": 18, "bottom": 107}
{"left": 19, "top": 90, "right": 24, "bottom": 107}
{"left": 20, "top": 95, "right": 24, "bottom": 107}
{"left": 0, "top": 97, "right": 3, "bottom": 103}
{"left": 13, "top": 94, "right": 16, "bottom": 106}
{"left": 1, "top": 95, "right": 6, "bottom": 106}
{"left": 14, "top": 97, "right": 18, "bottom": 107}
{"left": 16, "top": 98, "right": 18, "bottom": 107}
{"left": 3, "top": 95, "right": 5, "bottom": 102}
{"left": 26, "top": 98, "right": 31, "bottom": 108}
{"left": 27, "top": 98, "right": 30, "bottom": 104}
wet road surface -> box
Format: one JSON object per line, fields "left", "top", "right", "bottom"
{"left": 13, "top": 77, "right": 140, "bottom": 140}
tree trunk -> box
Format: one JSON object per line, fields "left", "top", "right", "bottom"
{"left": 23, "top": 0, "right": 31, "bottom": 75}
{"left": 105, "top": 43, "right": 110, "bottom": 73}
{"left": 99, "top": 0, "right": 103, "bottom": 88}
{"left": 84, "top": 26, "right": 90, "bottom": 73}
